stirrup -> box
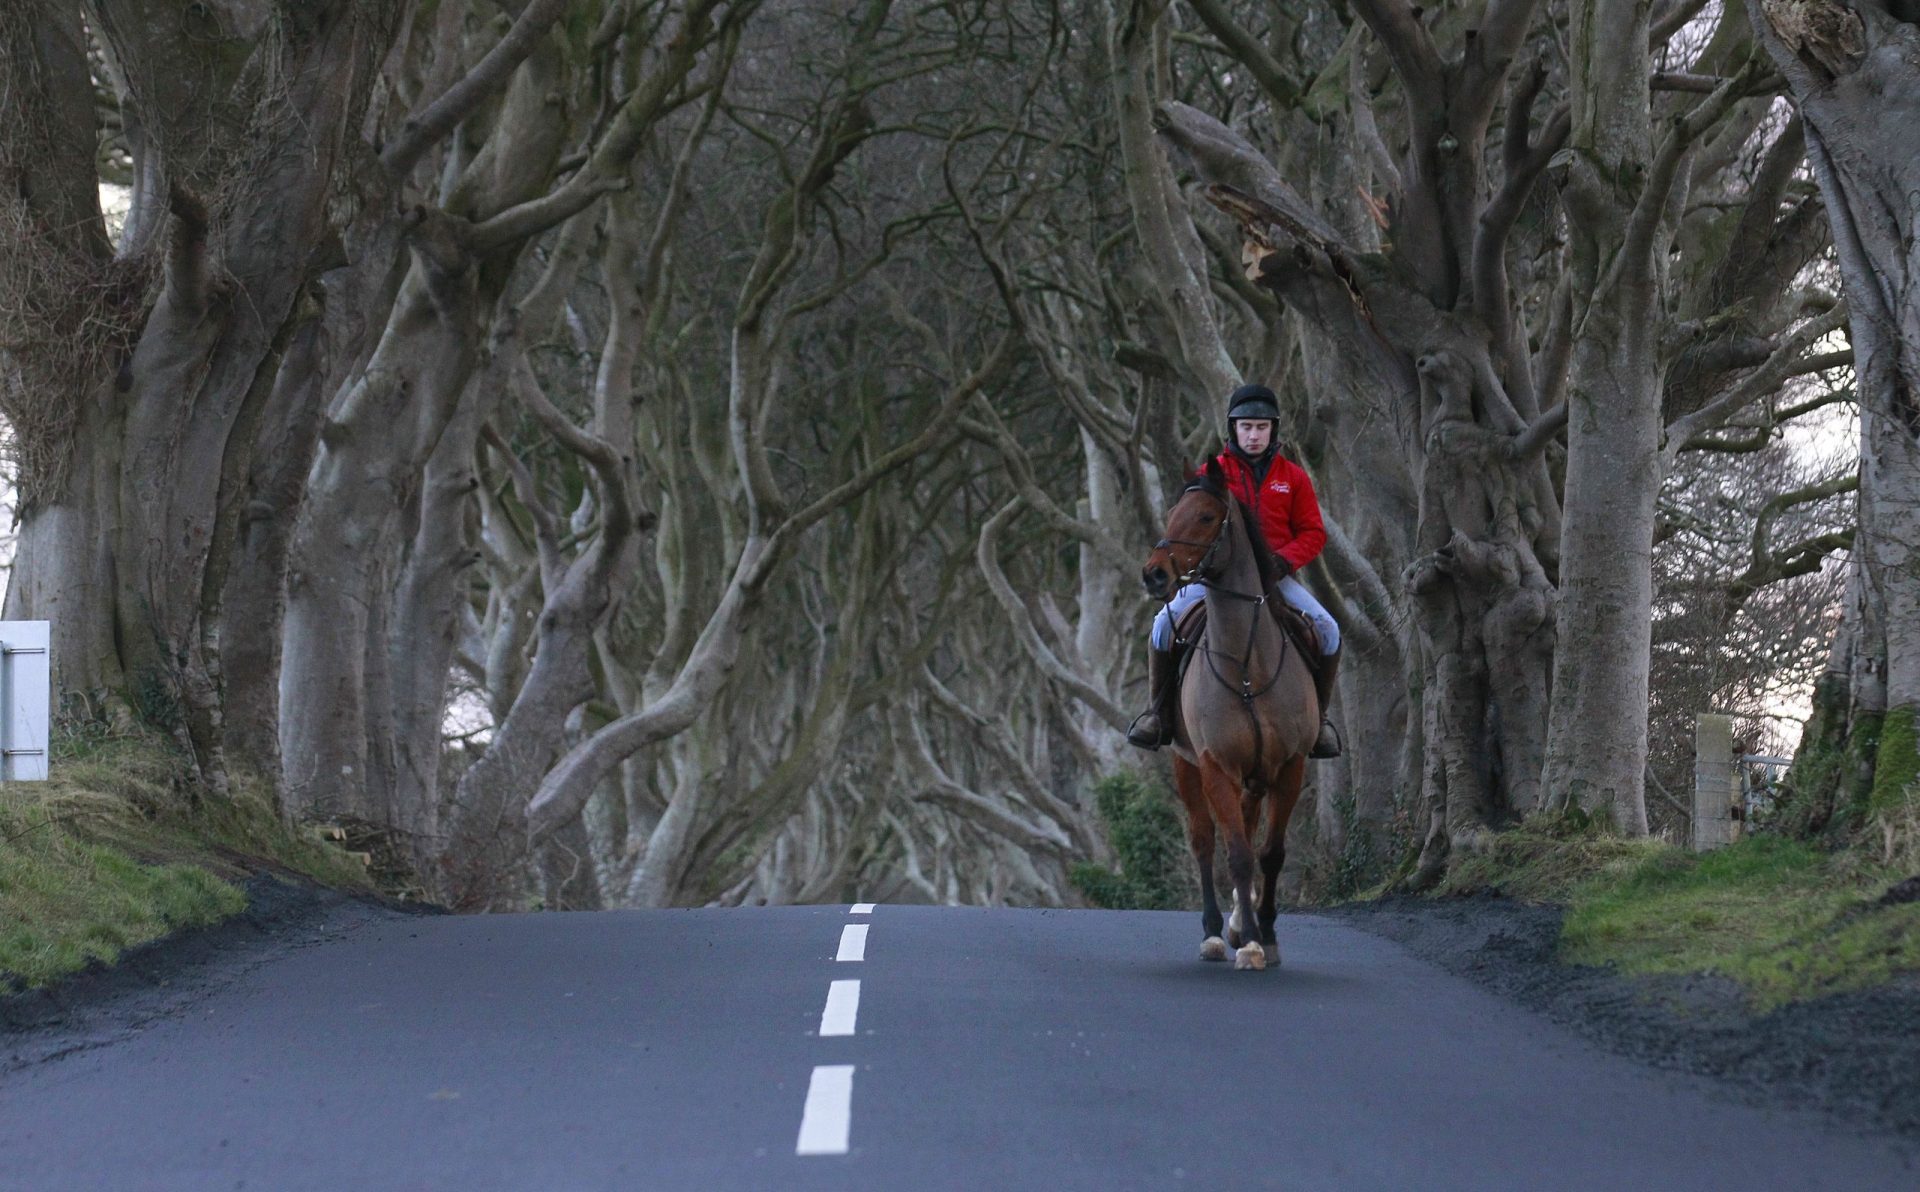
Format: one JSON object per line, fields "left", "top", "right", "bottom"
{"left": 1309, "top": 718, "right": 1343, "bottom": 760}
{"left": 1126, "top": 711, "right": 1169, "bottom": 750}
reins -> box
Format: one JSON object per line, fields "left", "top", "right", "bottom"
{"left": 1160, "top": 488, "right": 1292, "bottom": 773}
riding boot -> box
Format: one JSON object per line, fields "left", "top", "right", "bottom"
{"left": 1309, "top": 644, "right": 1343, "bottom": 759}
{"left": 1126, "top": 646, "right": 1180, "bottom": 750}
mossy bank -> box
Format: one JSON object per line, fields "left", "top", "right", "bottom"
{"left": 0, "top": 734, "right": 374, "bottom": 995}
{"left": 1434, "top": 816, "right": 1920, "bottom": 1009}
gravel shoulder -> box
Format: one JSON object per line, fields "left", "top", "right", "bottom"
{"left": 0, "top": 872, "right": 434, "bottom": 1074}
{"left": 1325, "top": 894, "right": 1920, "bottom": 1138}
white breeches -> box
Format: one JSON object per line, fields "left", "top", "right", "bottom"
{"left": 1150, "top": 576, "right": 1340, "bottom": 655}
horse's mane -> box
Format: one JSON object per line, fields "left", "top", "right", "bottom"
{"left": 1234, "top": 496, "right": 1282, "bottom": 594}
{"left": 1184, "top": 464, "right": 1282, "bottom": 593}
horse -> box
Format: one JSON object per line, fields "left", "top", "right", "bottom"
{"left": 1140, "top": 457, "right": 1320, "bottom": 971}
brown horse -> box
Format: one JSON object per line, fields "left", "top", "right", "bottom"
{"left": 1141, "top": 458, "right": 1319, "bottom": 970}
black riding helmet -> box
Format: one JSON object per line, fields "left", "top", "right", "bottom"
{"left": 1225, "top": 382, "right": 1281, "bottom": 450}
{"left": 1226, "top": 382, "right": 1281, "bottom": 427}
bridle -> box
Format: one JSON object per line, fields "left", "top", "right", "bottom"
{"left": 1155, "top": 481, "right": 1292, "bottom": 770}
{"left": 1155, "top": 479, "right": 1239, "bottom": 585}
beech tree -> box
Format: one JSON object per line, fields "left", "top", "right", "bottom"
{"left": 1749, "top": 0, "right": 1920, "bottom": 831}
{"left": 2, "top": 0, "right": 401, "bottom": 781}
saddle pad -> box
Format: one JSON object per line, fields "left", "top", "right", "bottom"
{"left": 1172, "top": 600, "right": 1207, "bottom": 645}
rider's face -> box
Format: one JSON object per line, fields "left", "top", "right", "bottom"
{"left": 1233, "top": 419, "right": 1274, "bottom": 456}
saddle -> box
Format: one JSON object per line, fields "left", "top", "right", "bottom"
{"left": 1172, "top": 596, "right": 1322, "bottom": 683}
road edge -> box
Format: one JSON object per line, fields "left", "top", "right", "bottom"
{"left": 1, "top": 871, "right": 437, "bottom": 1072}
{"left": 1322, "top": 894, "right": 1920, "bottom": 1140}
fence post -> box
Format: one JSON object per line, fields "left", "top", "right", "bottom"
{"left": 1693, "top": 713, "right": 1736, "bottom": 851}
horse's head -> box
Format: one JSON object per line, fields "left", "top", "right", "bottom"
{"left": 1142, "top": 457, "right": 1233, "bottom": 600}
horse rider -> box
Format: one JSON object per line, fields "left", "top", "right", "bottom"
{"left": 1127, "top": 383, "right": 1343, "bottom": 758}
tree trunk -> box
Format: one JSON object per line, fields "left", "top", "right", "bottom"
{"left": 1404, "top": 344, "right": 1558, "bottom": 859}
{"left": 1540, "top": 0, "right": 1665, "bottom": 834}
{"left": 281, "top": 260, "right": 484, "bottom": 823}
{"left": 1540, "top": 303, "right": 1660, "bottom": 833}
{"left": 220, "top": 314, "right": 329, "bottom": 791}
{"left": 386, "top": 373, "right": 490, "bottom": 839}
{"left": 1750, "top": 0, "right": 1920, "bottom": 821}
{"left": 1, "top": 2, "right": 395, "bottom": 771}
{"left": 3, "top": 404, "right": 127, "bottom": 706}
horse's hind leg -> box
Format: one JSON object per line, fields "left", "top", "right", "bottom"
{"left": 1199, "top": 757, "right": 1262, "bottom": 971}
{"left": 1173, "top": 757, "right": 1227, "bottom": 962}
{"left": 1256, "top": 756, "right": 1307, "bottom": 966}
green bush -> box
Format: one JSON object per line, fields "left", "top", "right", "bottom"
{"left": 1070, "top": 770, "right": 1197, "bottom": 910}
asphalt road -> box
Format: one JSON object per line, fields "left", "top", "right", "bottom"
{"left": 2, "top": 904, "right": 1914, "bottom": 1191}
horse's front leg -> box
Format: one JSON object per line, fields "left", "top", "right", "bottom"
{"left": 1172, "top": 757, "right": 1228, "bottom": 961}
{"left": 1200, "top": 757, "right": 1263, "bottom": 971}
{"left": 1227, "top": 790, "right": 1262, "bottom": 948}
{"left": 1255, "top": 756, "right": 1307, "bottom": 966}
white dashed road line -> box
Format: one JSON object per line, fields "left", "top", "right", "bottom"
{"left": 796, "top": 1064, "right": 856, "bottom": 1156}
{"left": 836, "top": 923, "right": 868, "bottom": 962}
{"left": 798, "top": 905, "right": 876, "bottom": 1157}
{"left": 818, "top": 979, "right": 861, "bottom": 1038}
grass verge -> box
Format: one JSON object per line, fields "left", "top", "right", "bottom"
{"left": 1435, "top": 817, "right": 1920, "bottom": 1010}
{"left": 0, "top": 734, "right": 372, "bottom": 995}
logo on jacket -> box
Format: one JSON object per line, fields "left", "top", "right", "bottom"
{"left": 1269, "top": 481, "right": 1290, "bottom": 494}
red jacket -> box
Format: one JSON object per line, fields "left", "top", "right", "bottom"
{"left": 1215, "top": 449, "right": 1326, "bottom": 573}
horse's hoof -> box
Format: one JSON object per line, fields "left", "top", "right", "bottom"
{"left": 1234, "top": 942, "right": 1267, "bottom": 971}
{"left": 1262, "top": 943, "right": 1280, "bottom": 967}
{"left": 1225, "top": 925, "right": 1245, "bottom": 948}
{"left": 1200, "top": 936, "right": 1230, "bottom": 962}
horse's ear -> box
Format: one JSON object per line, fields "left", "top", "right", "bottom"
{"left": 1204, "top": 456, "right": 1225, "bottom": 486}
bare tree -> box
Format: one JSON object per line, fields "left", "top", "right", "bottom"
{"left": 1749, "top": 0, "right": 1920, "bottom": 823}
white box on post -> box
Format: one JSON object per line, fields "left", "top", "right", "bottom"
{"left": 0, "top": 621, "right": 50, "bottom": 781}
